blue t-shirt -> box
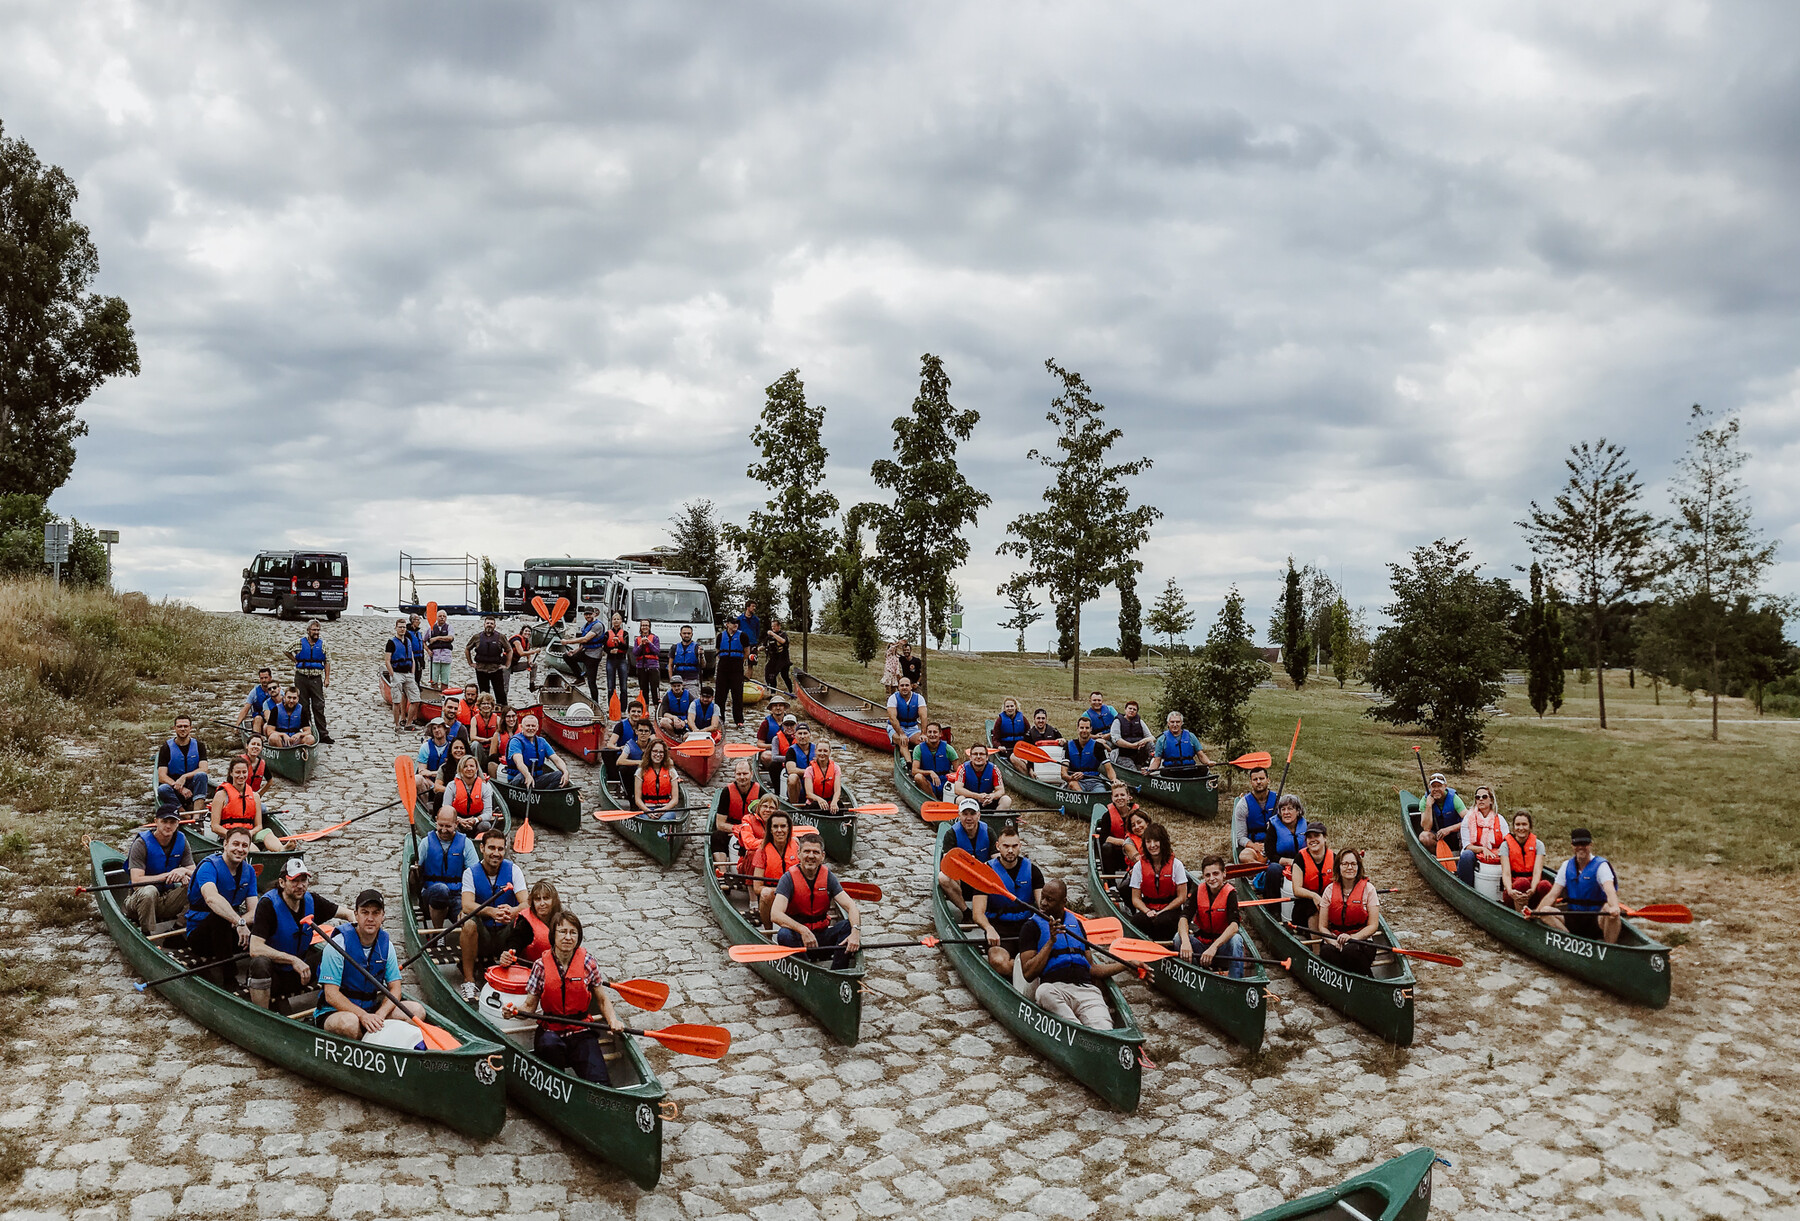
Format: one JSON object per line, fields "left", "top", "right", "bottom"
{"left": 737, "top": 613, "right": 761, "bottom": 645}
{"left": 315, "top": 928, "right": 401, "bottom": 1020}
{"left": 244, "top": 685, "right": 279, "bottom": 718}
{"left": 508, "top": 734, "right": 557, "bottom": 782}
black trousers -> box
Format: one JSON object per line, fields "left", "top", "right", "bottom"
{"left": 1319, "top": 936, "right": 1379, "bottom": 975}
{"left": 636, "top": 667, "right": 660, "bottom": 712}
{"left": 1135, "top": 905, "right": 1185, "bottom": 939}
{"left": 474, "top": 668, "right": 509, "bottom": 707}
{"left": 577, "top": 653, "right": 602, "bottom": 702}
{"left": 294, "top": 672, "right": 329, "bottom": 737}
{"left": 764, "top": 656, "right": 793, "bottom": 694}
{"left": 717, "top": 658, "right": 746, "bottom": 725}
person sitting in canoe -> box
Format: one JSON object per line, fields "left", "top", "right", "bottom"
{"left": 459, "top": 830, "right": 527, "bottom": 1002}
{"left": 184, "top": 825, "right": 258, "bottom": 983}
{"left": 1020, "top": 878, "right": 1128, "bottom": 1027}
{"left": 247, "top": 858, "right": 337, "bottom": 1010}
{"left": 126, "top": 804, "right": 195, "bottom": 934}
{"left": 1257, "top": 793, "right": 1309, "bottom": 899}
{"left": 887, "top": 675, "right": 927, "bottom": 748}
{"left": 502, "top": 910, "right": 623, "bottom": 1083}
{"left": 237, "top": 667, "right": 282, "bottom": 735}
{"left": 1060, "top": 716, "right": 1114, "bottom": 794}
{"left": 1453, "top": 785, "right": 1507, "bottom": 890}
{"left": 1416, "top": 772, "right": 1466, "bottom": 855}
{"left": 466, "top": 691, "right": 502, "bottom": 768}
{"left": 1233, "top": 765, "right": 1278, "bottom": 866}
{"left": 1176, "top": 855, "right": 1250, "bottom": 978}
{"left": 1108, "top": 699, "right": 1155, "bottom": 768}
{"left": 507, "top": 715, "right": 570, "bottom": 791}
{"left": 608, "top": 707, "right": 646, "bottom": 789}
{"left": 210, "top": 757, "right": 281, "bottom": 853}
{"left": 687, "top": 682, "right": 723, "bottom": 737}
{"left": 938, "top": 799, "right": 995, "bottom": 918}
{"left": 713, "top": 760, "right": 765, "bottom": 863}
{"left": 749, "top": 804, "right": 801, "bottom": 927}
{"left": 315, "top": 888, "right": 430, "bottom": 1038}
{"left": 237, "top": 739, "right": 269, "bottom": 796}
{"left": 156, "top": 715, "right": 210, "bottom": 812}
{"left": 781, "top": 724, "right": 818, "bottom": 800}
{"left": 1531, "top": 827, "right": 1623, "bottom": 944}
{"left": 1083, "top": 691, "right": 1119, "bottom": 737}
{"left": 1146, "top": 711, "right": 1212, "bottom": 779}
{"left": 1315, "top": 849, "right": 1382, "bottom": 974}
{"left": 1023, "top": 707, "right": 1063, "bottom": 751}
{"left": 634, "top": 738, "right": 681, "bottom": 819}
{"left": 769, "top": 835, "right": 862, "bottom": 969}
{"left": 424, "top": 736, "right": 473, "bottom": 815}
{"left": 990, "top": 697, "right": 1029, "bottom": 758}
{"left": 448, "top": 754, "right": 499, "bottom": 837}
{"left": 1500, "top": 810, "right": 1552, "bottom": 912}
{"left": 910, "top": 721, "right": 958, "bottom": 800}
{"left": 658, "top": 675, "right": 696, "bottom": 737}
{"left": 800, "top": 741, "right": 850, "bottom": 816}
{"left": 497, "top": 880, "right": 562, "bottom": 968}
{"left": 756, "top": 693, "right": 792, "bottom": 751}
{"left": 972, "top": 824, "right": 1043, "bottom": 974}
{"left": 1128, "top": 822, "right": 1190, "bottom": 940}
{"left": 1094, "top": 781, "right": 1144, "bottom": 875}
{"left": 1289, "top": 822, "right": 1334, "bottom": 930}
{"left": 415, "top": 720, "right": 456, "bottom": 806}
{"left": 951, "top": 742, "right": 1012, "bottom": 812}
{"left": 486, "top": 707, "right": 521, "bottom": 780}
{"left": 415, "top": 804, "right": 474, "bottom": 928}
{"left": 761, "top": 706, "right": 798, "bottom": 792}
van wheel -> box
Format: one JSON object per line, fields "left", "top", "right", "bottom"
{"left": 240, "top": 590, "right": 254, "bottom": 613}
{"left": 326, "top": 612, "right": 340, "bottom": 622}
{"left": 279, "top": 598, "right": 297, "bottom": 621}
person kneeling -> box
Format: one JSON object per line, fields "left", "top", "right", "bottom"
{"left": 313, "top": 890, "right": 428, "bottom": 1039}
{"left": 505, "top": 911, "right": 621, "bottom": 1084}
{"left": 769, "top": 838, "right": 860, "bottom": 969}
{"left": 1021, "top": 879, "right": 1128, "bottom": 1027}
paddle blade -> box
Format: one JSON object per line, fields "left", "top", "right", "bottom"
{"left": 722, "top": 743, "right": 763, "bottom": 759}
{"left": 940, "top": 848, "right": 1009, "bottom": 897}
{"left": 592, "top": 810, "right": 641, "bottom": 823}
{"left": 550, "top": 597, "right": 569, "bottom": 624}
{"left": 1628, "top": 904, "right": 1693, "bottom": 924}
{"left": 1228, "top": 751, "right": 1273, "bottom": 770}
{"left": 394, "top": 756, "right": 416, "bottom": 824}
{"left": 839, "top": 880, "right": 882, "bottom": 902}
{"left": 673, "top": 739, "right": 717, "bottom": 756}
{"left": 846, "top": 803, "right": 898, "bottom": 815}
{"left": 426, "top": 601, "right": 438, "bottom": 626}
{"left": 793, "top": 824, "right": 820, "bottom": 837}
{"left": 411, "top": 1016, "right": 462, "bottom": 1051}
{"left": 1072, "top": 915, "right": 1122, "bottom": 943}
{"left": 532, "top": 595, "right": 552, "bottom": 622}
{"left": 639, "top": 1023, "right": 730, "bottom": 1060}
{"left": 1106, "top": 938, "right": 1177, "bottom": 963}
{"left": 1393, "top": 947, "right": 1464, "bottom": 967}
{"left": 608, "top": 978, "right": 670, "bottom": 1011}
{"left": 513, "top": 812, "right": 535, "bottom": 855}
{"left": 728, "top": 944, "right": 804, "bottom": 962}
{"left": 1434, "top": 839, "right": 1454, "bottom": 872}
{"left": 920, "top": 801, "right": 959, "bottom": 823}
{"left": 1011, "top": 741, "right": 1053, "bottom": 765}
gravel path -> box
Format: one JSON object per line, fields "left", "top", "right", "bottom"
{"left": 3, "top": 614, "right": 1793, "bottom": 1220}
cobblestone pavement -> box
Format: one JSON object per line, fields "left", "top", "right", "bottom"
{"left": 4, "top": 615, "right": 1796, "bottom": 1220}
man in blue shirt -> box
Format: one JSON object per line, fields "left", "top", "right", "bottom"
{"left": 737, "top": 600, "right": 761, "bottom": 652}
{"left": 1147, "top": 711, "right": 1214, "bottom": 779}
{"left": 507, "top": 715, "right": 569, "bottom": 789}
{"left": 316, "top": 890, "right": 427, "bottom": 1038}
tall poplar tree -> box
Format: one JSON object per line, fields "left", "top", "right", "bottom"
{"left": 1329, "top": 597, "right": 1353, "bottom": 688}
{"left": 1525, "top": 562, "right": 1558, "bottom": 717}
{"left": 1117, "top": 570, "right": 1144, "bottom": 667}
{"left": 997, "top": 574, "right": 1044, "bottom": 653}
{"left": 1276, "top": 557, "right": 1310, "bottom": 688}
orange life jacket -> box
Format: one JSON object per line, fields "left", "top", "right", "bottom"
{"left": 751, "top": 836, "right": 799, "bottom": 880}
{"left": 519, "top": 908, "right": 552, "bottom": 964}
{"left": 1297, "top": 848, "right": 1336, "bottom": 897}
{"left": 772, "top": 729, "right": 795, "bottom": 757}
{"left": 641, "top": 765, "right": 674, "bottom": 805}
{"left": 1137, "top": 855, "right": 1180, "bottom": 906}
{"left": 1466, "top": 811, "right": 1507, "bottom": 863}
{"left": 538, "top": 947, "right": 593, "bottom": 1033}
{"left": 807, "top": 760, "right": 839, "bottom": 802}
{"left": 452, "top": 777, "right": 487, "bottom": 817}
{"left": 1103, "top": 802, "right": 1138, "bottom": 841}
{"left": 1326, "top": 878, "right": 1372, "bottom": 934}
{"left": 1192, "top": 882, "right": 1235, "bottom": 940}
{"left": 785, "top": 864, "right": 834, "bottom": 929}
{"left": 217, "top": 783, "right": 259, "bottom": 832}
{"left": 723, "top": 783, "right": 762, "bottom": 824}
{"left": 238, "top": 756, "right": 267, "bottom": 794}
{"left": 1505, "top": 833, "right": 1541, "bottom": 880}
{"left": 471, "top": 712, "right": 500, "bottom": 741}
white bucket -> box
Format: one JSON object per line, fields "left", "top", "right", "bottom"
{"left": 1474, "top": 861, "right": 1504, "bottom": 903}
{"left": 1280, "top": 878, "right": 1294, "bottom": 925}
{"left": 562, "top": 702, "right": 594, "bottom": 725}
{"left": 1034, "top": 761, "right": 1064, "bottom": 783}
{"left": 478, "top": 983, "right": 542, "bottom": 1037}
{"left": 362, "top": 1019, "right": 426, "bottom": 1051}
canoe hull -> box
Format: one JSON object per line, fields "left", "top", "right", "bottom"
{"left": 930, "top": 825, "right": 1144, "bottom": 1110}
{"left": 1398, "top": 792, "right": 1670, "bottom": 1008}
{"left": 521, "top": 694, "right": 605, "bottom": 762}
{"left": 652, "top": 716, "right": 720, "bottom": 785}
{"left": 491, "top": 778, "right": 583, "bottom": 833}
{"left": 238, "top": 724, "right": 319, "bottom": 785}
{"left": 89, "top": 841, "right": 506, "bottom": 1139}
{"left": 1108, "top": 757, "right": 1219, "bottom": 819}
{"left": 592, "top": 761, "right": 689, "bottom": 867}
{"left": 891, "top": 749, "right": 1014, "bottom": 833}
{"left": 1084, "top": 807, "right": 1269, "bottom": 1049}
{"left": 1246, "top": 1147, "right": 1437, "bottom": 1221}
{"left": 398, "top": 834, "right": 667, "bottom": 1187}
{"left": 780, "top": 778, "right": 859, "bottom": 864}
{"left": 796, "top": 669, "right": 953, "bottom": 749}
{"left": 378, "top": 673, "right": 446, "bottom": 721}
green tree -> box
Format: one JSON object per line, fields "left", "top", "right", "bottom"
{"left": 1117, "top": 570, "right": 1144, "bottom": 667}
{"left": 479, "top": 557, "right": 500, "bottom": 614}
{"left": 999, "top": 360, "right": 1162, "bottom": 699}
{"left": 855, "top": 354, "right": 990, "bottom": 696}
{"left": 668, "top": 498, "right": 742, "bottom": 627}
{"left": 1366, "top": 538, "right": 1514, "bottom": 771}
{"left": 1180, "top": 586, "right": 1265, "bottom": 759}
{"left": 723, "top": 370, "right": 838, "bottom": 670}
{"left": 846, "top": 576, "right": 884, "bottom": 668}
{"left": 1275, "top": 557, "right": 1310, "bottom": 688}
{"left": 1546, "top": 590, "right": 1568, "bottom": 712}
{"left": 827, "top": 516, "right": 867, "bottom": 632}
{"left": 997, "top": 574, "right": 1044, "bottom": 653}
{"left": 1634, "top": 602, "right": 1679, "bottom": 706}
{"left": 1, "top": 123, "right": 140, "bottom": 496}
{"left": 1723, "top": 596, "right": 1798, "bottom": 713}
{"left": 1053, "top": 596, "right": 1076, "bottom": 666}
{"left": 1525, "top": 562, "right": 1559, "bottom": 717}
{"left": 1520, "top": 439, "right": 1657, "bottom": 729}
{"left": 1329, "top": 596, "right": 1353, "bottom": 688}
{"left": 1301, "top": 566, "right": 1340, "bottom": 675}
{"left": 1145, "top": 577, "right": 1194, "bottom": 652}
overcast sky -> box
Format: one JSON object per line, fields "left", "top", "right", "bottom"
{"left": 6, "top": 1, "right": 1798, "bottom": 649}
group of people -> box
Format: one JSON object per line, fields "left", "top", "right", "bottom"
{"left": 709, "top": 778, "right": 863, "bottom": 969}
{"left": 388, "top": 614, "right": 545, "bottom": 730}
{"left": 978, "top": 692, "right": 1217, "bottom": 792}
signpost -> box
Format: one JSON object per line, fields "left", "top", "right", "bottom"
{"left": 98, "top": 530, "right": 119, "bottom": 586}
{"left": 42, "top": 521, "right": 71, "bottom": 585}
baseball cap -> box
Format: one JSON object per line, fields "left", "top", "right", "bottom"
{"left": 782, "top": 714, "right": 798, "bottom": 725}
{"left": 1569, "top": 827, "right": 1593, "bottom": 845}
{"left": 281, "top": 859, "right": 312, "bottom": 880}
{"left": 354, "top": 889, "right": 385, "bottom": 910}
{"left": 1305, "top": 822, "right": 1328, "bottom": 837}
{"left": 670, "top": 675, "right": 685, "bottom": 684}
{"left": 1428, "top": 772, "right": 1447, "bottom": 785}
{"left": 154, "top": 803, "right": 182, "bottom": 821}
{"left": 958, "top": 798, "right": 980, "bottom": 814}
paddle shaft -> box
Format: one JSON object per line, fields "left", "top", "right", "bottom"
{"left": 859, "top": 936, "right": 989, "bottom": 950}
{"left": 135, "top": 950, "right": 252, "bottom": 990}
{"left": 398, "top": 885, "right": 514, "bottom": 969}
{"left": 281, "top": 799, "right": 401, "bottom": 842}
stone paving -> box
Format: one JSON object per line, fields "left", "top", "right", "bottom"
{"left": 3, "top": 614, "right": 1796, "bottom": 1220}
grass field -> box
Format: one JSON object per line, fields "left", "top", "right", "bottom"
{"left": 794, "top": 634, "right": 1800, "bottom": 875}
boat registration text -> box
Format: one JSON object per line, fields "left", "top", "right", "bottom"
{"left": 314, "top": 1038, "right": 406, "bottom": 1077}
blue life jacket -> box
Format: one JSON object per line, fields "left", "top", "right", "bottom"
{"left": 692, "top": 700, "right": 717, "bottom": 726}
{"left": 472, "top": 861, "right": 522, "bottom": 929}
{"left": 422, "top": 738, "right": 451, "bottom": 773}
{"left": 1032, "top": 910, "right": 1090, "bottom": 983}
{"left": 671, "top": 641, "right": 702, "bottom": 675}
{"left": 961, "top": 761, "right": 999, "bottom": 794}
{"left": 716, "top": 628, "right": 746, "bottom": 661}
{"left": 917, "top": 741, "right": 954, "bottom": 777}
{"left": 1267, "top": 816, "right": 1309, "bottom": 862}
{"left": 786, "top": 742, "right": 815, "bottom": 771}
{"left": 760, "top": 715, "right": 783, "bottom": 741}
{"left": 1065, "top": 737, "right": 1104, "bottom": 774}
{"left": 1159, "top": 730, "right": 1198, "bottom": 766}
{"left": 994, "top": 711, "right": 1028, "bottom": 747}
{"left": 1243, "top": 790, "right": 1278, "bottom": 838}
{"left": 508, "top": 735, "right": 555, "bottom": 781}
{"left": 186, "top": 854, "right": 257, "bottom": 935}
{"left": 165, "top": 736, "right": 201, "bottom": 778}
{"left": 613, "top": 719, "right": 639, "bottom": 749}
{"left": 294, "top": 639, "right": 327, "bottom": 670}
{"left": 388, "top": 635, "right": 415, "bottom": 670}
{"left": 989, "top": 856, "right": 1036, "bottom": 924}
{"left": 738, "top": 613, "right": 760, "bottom": 644}
{"left": 1429, "top": 789, "right": 1461, "bottom": 832}
{"left": 893, "top": 692, "right": 922, "bottom": 731}
{"left": 137, "top": 829, "right": 186, "bottom": 891}
{"left": 953, "top": 821, "right": 993, "bottom": 861}
{"left": 271, "top": 703, "right": 306, "bottom": 733}
{"left": 1086, "top": 704, "right": 1118, "bottom": 735}
{"left": 408, "top": 630, "right": 425, "bottom": 662}
{"left": 246, "top": 685, "right": 279, "bottom": 716}
{"left": 419, "top": 832, "right": 469, "bottom": 893}
{"left": 1562, "top": 855, "right": 1613, "bottom": 913}
{"left": 665, "top": 688, "right": 695, "bottom": 719}
{"left": 333, "top": 928, "right": 392, "bottom": 1011}
{"left": 268, "top": 892, "right": 316, "bottom": 962}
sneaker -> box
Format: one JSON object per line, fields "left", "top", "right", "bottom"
{"left": 460, "top": 981, "right": 478, "bottom": 1003}
{"left": 320, "top": 735, "right": 335, "bottom": 745}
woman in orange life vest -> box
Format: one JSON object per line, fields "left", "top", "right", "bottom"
{"left": 750, "top": 808, "right": 801, "bottom": 928}
{"left": 236, "top": 740, "right": 269, "bottom": 796}
{"left": 449, "top": 755, "right": 499, "bottom": 837}
{"left": 1454, "top": 785, "right": 1508, "bottom": 888}
{"left": 1127, "top": 821, "right": 1190, "bottom": 939}
{"left": 800, "top": 741, "right": 848, "bottom": 814}
{"left": 1289, "top": 822, "right": 1335, "bottom": 930}
{"left": 487, "top": 707, "right": 521, "bottom": 781}
{"left": 713, "top": 760, "right": 765, "bottom": 863}
{"left": 466, "top": 689, "right": 500, "bottom": 746}
{"left": 1500, "top": 810, "right": 1553, "bottom": 911}
{"left": 1316, "top": 849, "right": 1382, "bottom": 975}
{"left": 498, "top": 880, "right": 562, "bottom": 968}
{"left": 1095, "top": 780, "right": 1143, "bottom": 877}
{"left": 504, "top": 911, "right": 622, "bottom": 1084}
{"left": 209, "top": 757, "right": 280, "bottom": 852}
{"left": 426, "top": 737, "right": 473, "bottom": 815}
{"left": 634, "top": 738, "right": 681, "bottom": 819}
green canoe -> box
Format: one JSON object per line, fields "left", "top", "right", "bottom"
{"left": 1247, "top": 1147, "right": 1438, "bottom": 1221}
{"left": 985, "top": 721, "right": 1090, "bottom": 816}
{"left": 491, "top": 774, "right": 583, "bottom": 833}
{"left": 930, "top": 823, "right": 1145, "bottom": 1110}
{"left": 891, "top": 747, "right": 1023, "bottom": 835}
{"left": 237, "top": 720, "right": 318, "bottom": 784}
{"left": 398, "top": 832, "right": 669, "bottom": 1187}
{"left": 780, "top": 777, "right": 859, "bottom": 863}
{"left": 702, "top": 799, "right": 865, "bottom": 1044}
{"left": 1083, "top": 805, "right": 1269, "bottom": 1049}
{"left": 1398, "top": 791, "right": 1670, "bottom": 1007}
{"left": 591, "top": 759, "right": 693, "bottom": 868}
{"left": 1107, "top": 755, "right": 1219, "bottom": 819}
{"left": 88, "top": 840, "right": 507, "bottom": 1138}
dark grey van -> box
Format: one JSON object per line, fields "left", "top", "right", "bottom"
{"left": 240, "top": 551, "right": 350, "bottom": 620}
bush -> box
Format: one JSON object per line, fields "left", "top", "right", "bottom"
{"left": 1764, "top": 693, "right": 1800, "bottom": 718}
{"left": 1154, "top": 657, "right": 1206, "bottom": 732}
{"left": 1090, "top": 646, "right": 1118, "bottom": 657}
{"left": 0, "top": 671, "right": 77, "bottom": 753}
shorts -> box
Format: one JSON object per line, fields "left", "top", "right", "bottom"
{"left": 1564, "top": 912, "right": 1605, "bottom": 940}
{"left": 390, "top": 673, "right": 421, "bottom": 702}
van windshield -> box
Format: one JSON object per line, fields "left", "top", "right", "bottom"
{"left": 294, "top": 556, "right": 344, "bottom": 580}
{"left": 632, "top": 589, "right": 712, "bottom": 625}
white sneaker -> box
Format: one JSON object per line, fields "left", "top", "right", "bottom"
{"left": 460, "top": 981, "right": 478, "bottom": 1003}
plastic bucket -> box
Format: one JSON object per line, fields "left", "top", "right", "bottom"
{"left": 1474, "top": 861, "right": 1504, "bottom": 903}
{"left": 363, "top": 1019, "right": 426, "bottom": 1051}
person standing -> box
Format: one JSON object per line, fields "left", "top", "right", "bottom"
{"left": 465, "top": 617, "right": 512, "bottom": 708}
{"left": 715, "top": 616, "right": 749, "bottom": 727}
{"left": 669, "top": 625, "right": 703, "bottom": 685}
{"left": 285, "top": 621, "right": 333, "bottom": 744}
{"left": 633, "top": 620, "right": 662, "bottom": 712}
{"left": 896, "top": 640, "right": 924, "bottom": 690}
{"left": 385, "top": 618, "right": 420, "bottom": 731}
{"left": 569, "top": 607, "right": 606, "bottom": 704}
{"left": 426, "top": 612, "right": 456, "bottom": 688}
{"left": 603, "top": 612, "right": 632, "bottom": 709}
{"left": 737, "top": 600, "right": 762, "bottom": 660}
{"left": 762, "top": 618, "right": 793, "bottom": 695}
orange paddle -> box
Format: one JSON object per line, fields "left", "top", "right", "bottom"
{"left": 394, "top": 756, "right": 417, "bottom": 831}
{"left": 425, "top": 600, "right": 438, "bottom": 628}
{"left": 1530, "top": 904, "right": 1693, "bottom": 925}
{"left": 608, "top": 979, "right": 670, "bottom": 1011}
{"left": 1071, "top": 914, "right": 1122, "bottom": 943}
{"left": 1011, "top": 741, "right": 1055, "bottom": 765}
{"left": 502, "top": 1009, "right": 730, "bottom": 1059}
{"left": 672, "top": 739, "right": 719, "bottom": 756}
{"left": 312, "top": 929, "right": 461, "bottom": 1050}
{"left": 1282, "top": 922, "right": 1465, "bottom": 967}
{"left": 1238, "top": 888, "right": 1397, "bottom": 909}
{"left": 1228, "top": 751, "right": 1273, "bottom": 770}
{"left": 550, "top": 597, "right": 569, "bottom": 624}
{"left": 512, "top": 802, "right": 535, "bottom": 855}
{"left": 722, "top": 743, "right": 764, "bottom": 759}
{"left": 277, "top": 799, "right": 402, "bottom": 843}
{"left": 532, "top": 595, "right": 553, "bottom": 622}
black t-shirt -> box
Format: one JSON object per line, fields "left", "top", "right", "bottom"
{"left": 1023, "top": 725, "right": 1062, "bottom": 745}
{"left": 250, "top": 893, "right": 342, "bottom": 941}
{"left": 898, "top": 655, "right": 923, "bottom": 684}
{"left": 386, "top": 637, "right": 415, "bottom": 673}
{"left": 765, "top": 630, "right": 790, "bottom": 665}
{"left": 157, "top": 739, "right": 209, "bottom": 774}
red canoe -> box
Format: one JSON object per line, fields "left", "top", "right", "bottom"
{"left": 652, "top": 715, "right": 721, "bottom": 785}
{"left": 794, "top": 669, "right": 949, "bottom": 752}
{"left": 378, "top": 673, "right": 447, "bottom": 722}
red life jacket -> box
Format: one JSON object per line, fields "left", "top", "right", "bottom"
{"left": 723, "top": 783, "right": 762, "bottom": 824}
{"left": 471, "top": 712, "right": 500, "bottom": 741}
{"left": 641, "top": 766, "right": 674, "bottom": 804}
{"left": 751, "top": 836, "right": 799, "bottom": 880}
{"left": 785, "top": 864, "right": 834, "bottom": 929}
{"left": 538, "top": 947, "right": 593, "bottom": 1033}
{"left": 242, "top": 758, "right": 268, "bottom": 794}
{"left": 1505, "top": 833, "right": 1541, "bottom": 880}
{"left": 494, "top": 730, "right": 514, "bottom": 760}
{"left": 1192, "top": 882, "right": 1235, "bottom": 940}
{"left": 1137, "top": 856, "right": 1180, "bottom": 907}
{"left": 605, "top": 628, "right": 629, "bottom": 655}
{"left": 772, "top": 729, "right": 795, "bottom": 757}
{"left": 1296, "top": 848, "right": 1336, "bottom": 897}
{"left": 519, "top": 908, "right": 552, "bottom": 964}
{"left": 1326, "top": 878, "right": 1372, "bottom": 934}
{"left": 807, "top": 760, "right": 839, "bottom": 802}
{"left": 217, "top": 783, "right": 259, "bottom": 832}
{"left": 1104, "top": 802, "right": 1138, "bottom": 840}
{"left": 452, "top": 777, "right": 487, "bottom": 817}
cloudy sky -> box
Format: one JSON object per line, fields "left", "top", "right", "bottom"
{"left": 6, "top": 1, "right": 1798, "bottom": 648}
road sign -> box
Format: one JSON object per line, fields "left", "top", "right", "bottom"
{"left": 98, "top": 530, "right": 119, "bottom": 544}
{"left": 42, "top": 521, "right": 70, "bottom": 564}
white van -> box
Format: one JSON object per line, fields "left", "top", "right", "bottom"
{"left": 597, "top": 565, "right": 716, "bottom": 677}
